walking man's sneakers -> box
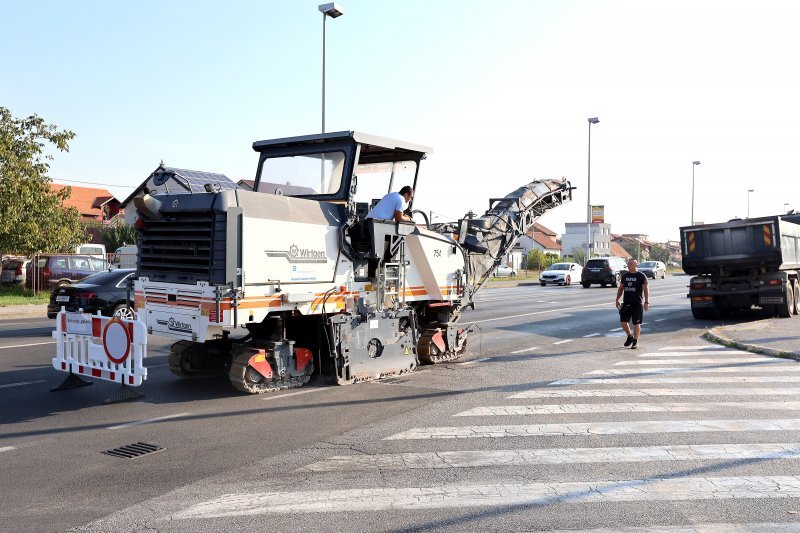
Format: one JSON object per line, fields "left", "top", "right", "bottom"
{"left": 630, "top": 338, "right": 638, "bottom": 349}
{"left": 624, "top": 335, "right": 634, "bottom": 347}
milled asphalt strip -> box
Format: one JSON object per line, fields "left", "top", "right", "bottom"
{"left": 0, "top": 446, "right": 16, "bottom": 453}
{"left": 454, "top": 401, "right": 800, "bottom": 416}
{"left": 107, "top": 413, "right": 190, "bottom": 430}
{"left": 296, "top": 443, "right": 800, "bottom": 472}
{"left": 384, "top": 419, "right": 800, "bottom": 440}
{"left": 511, "top": 387, "right": 800, "bottom": 398}
{"left": 0, "top": 380, "right": 47, "bottom": 389}
{"left": 0, "top": 341, "right": 55, "bottom": 350}
{"left": 171, "top": 476, "right": 800, "bottom": 518}
{"left": 471, "top": 292, "right": 687, "bottom": 324}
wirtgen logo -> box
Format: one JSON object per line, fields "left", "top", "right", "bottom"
{"left": 156, "top": 317, "right": 193, "bottom": 332}
{"left": 265, "top": 243, "right": 327, "bottom": 264}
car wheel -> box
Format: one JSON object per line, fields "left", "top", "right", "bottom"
{"left": 582, "top": 282, "right": 590, "bottom": 288}
{"left": 112, "top": 303, "right": 135, "bottom": 321}
{"left": 565, "top": 275, "right": 571, "bottom": 287}
{"left": 540, "top": 282, "right": 546, "bottom": 286}
{"left": 611, "top": 273, "right": 620, "bottom": 288}
{"left": 57, "top": 280, "right": 71, "bottom": 287}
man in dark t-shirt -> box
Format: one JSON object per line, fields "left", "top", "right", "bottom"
{"left": 614, "top": 259, "right": 650, "bottom": 349}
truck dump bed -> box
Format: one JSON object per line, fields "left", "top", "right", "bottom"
{"left": 681, "top": 215, "right": 800, "bottom": 275}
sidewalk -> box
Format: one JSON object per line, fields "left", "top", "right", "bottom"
{"left": 704, "top": 318, "right": 800, "bottom": 360}
{"left": 0, "top": 303, "right": 48, "bottom": 320}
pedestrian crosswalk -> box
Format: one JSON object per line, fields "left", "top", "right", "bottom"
{"left": 166, "top": 344, "right": 800, "bottom": 529}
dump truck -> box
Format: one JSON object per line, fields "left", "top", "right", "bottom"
{"left": 681, "top": 215, "right": 800, "bottom": 319}
{"left": 124, "top": 131, "right": 573, "bottom": 393}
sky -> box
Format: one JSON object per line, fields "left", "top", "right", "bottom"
{"left": 3, "top": 0, "right": 800, "bottom": 243}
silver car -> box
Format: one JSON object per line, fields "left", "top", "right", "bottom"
{"left": 639, "top": 260, "right": 666, "bottom": 279}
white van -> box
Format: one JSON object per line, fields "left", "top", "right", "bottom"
{"left": 75, "top": 243, "right": 106, "bottom": 258}
{"left": 112, "top": 245, "right": 138, "bottom": 269}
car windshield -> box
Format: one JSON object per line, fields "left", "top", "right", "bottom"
{"left": 586, "top": 260, "right": 607, "bottom": 267}
{"left": 640, "top": 262, "right": 657, "bottom": 268}
{"left": 548, "top": 264, "right": 570, "bottom": 270}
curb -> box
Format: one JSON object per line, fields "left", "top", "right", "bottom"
{"left": 0, "top": 304, "right": 49, "bottom": 320}
{"left": 702, "top": 328, "right": 800, "bottom": 361}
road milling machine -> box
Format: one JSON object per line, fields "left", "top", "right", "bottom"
{"left": 133, "top": 131, "right": 573, "bottom": 393}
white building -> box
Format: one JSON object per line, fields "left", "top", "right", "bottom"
{"left": 560, "top": 222, "right": 612, "bottom": 259}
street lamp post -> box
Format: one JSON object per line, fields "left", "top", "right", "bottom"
{"left": 586, "top": 117, "right": 600, "bottom": 263}
{"left": 747, "top": 189, "right": 754, "bottom": 218}
{"left": 691, "top": 161, "right": 700, "bottom": 225}
{"left": 318, "top": 3, "right": 344, "bottom": 133}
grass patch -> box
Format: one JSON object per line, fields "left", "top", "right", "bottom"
{"left": 0, "top": 286, "right": 50, "bottom": 306}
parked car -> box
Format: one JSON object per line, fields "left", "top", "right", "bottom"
{"left": 493, "top": 264, "right": 517, "bottom": 277}
{"left": 47, "top": 269, "right": 136, "bottom": 319}
{"left": 581, "top": 256, "right": 628, "bottom": 288}
{"left": 539, "top": 262, "right": 582, "bottom": 286}
{"left": 26, "top": 254, "right": 108, "bottom": 289}
{"left": 1, "top": 257, "right": 30, "bottom": 286}
{"left": 639, "top": 260, "right": 666, "bottom": 279}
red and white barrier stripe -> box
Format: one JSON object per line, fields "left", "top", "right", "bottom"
{"left": 52, "top": 310, "right": 148, "bottom": 386}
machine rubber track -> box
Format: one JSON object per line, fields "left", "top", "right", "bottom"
{"left": 168, "top": 340, "right": 229, "bottom": 379}
{"left": 228, "top": 351, "right": 312, "bottom": 394}
{"left": 417, "top": 331, "right": 467, "bottom": 364}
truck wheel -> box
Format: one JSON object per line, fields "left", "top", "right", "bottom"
{"left": 691, "top": 305, "right": 708, "bottom": 319}
{"left": 777, "top": 283, "right": 794, "bottom": 318}
{"left": 762, "top": 304, "right": 776, "bottom": 319}
{"left": 581, "top": 282, "right": 590, "bottom": 288}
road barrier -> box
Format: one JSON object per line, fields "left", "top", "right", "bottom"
{"left": 52, "top": 310, "right": 148, "bottom": 386}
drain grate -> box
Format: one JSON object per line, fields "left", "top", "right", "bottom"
{"left": 102, "top": 442, "right": 164, "bottom": 459}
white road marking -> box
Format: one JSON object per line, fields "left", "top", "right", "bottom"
{"left": 588, "top": 367, "right": 800, "bottom": 376}
{"left": 582, "top": 333, "right": 602, "bottom": 338}
{"left": 637, "top": 350, "right": 751, "bottom": 357}
{"left": 0, "top": 380, "right": 47, "bottom": 389}
{"left": 172, "top": 476, "right": 800, "bottom": 517}
{"left": 661, "top": 345, "right": 729, "bottom": 351}
{"left": 385, "top": 419, "right": 800, "bottom": 440}
{"left": 0, "top": 446, "right": 16, "bottom": 453}
{"left": 616, "top": 357, "right": 777, "bottom": 365}
{"left": 550, "top": 376, "right": 800, "bottom": 385}
{"left": 609, "top": 327, "right": 623, "bottom": 332}
{"left": 653, "top": 318, "right": 667, "bottom": 322}
{"left": 454, "top": 401, "right": 800, "bottom": 416}
{"left": 552, "top": 339, "right": 573, "bottom": 345}
{"left": 297, "top": 442, "right": 800, "bottom": 472}
{"left": 456, "top": 357, "right": 492, "bottom": 366}
{"left": 107, "top": 413, "right": 190, "bottom": 430}
{"left": 510, "top": 346, "right": 540, "bottom": 354}
{"left": 0, "top": 341, "right": 55, "bottom": 350}
{"left": 472, "top": 292, "right": 687, "bottom": 324}
{"left": 510, "top": 387, "right": 800, "bottom": 398}
{"left": 547, "top": 524, "right": 800, "bottom": 533}
{"left": 262, "top": 388, "right": 328, "bottom": 401}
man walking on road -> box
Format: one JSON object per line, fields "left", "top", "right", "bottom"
{"left": 615, "top": 258, "right": 650, "bottom": 349}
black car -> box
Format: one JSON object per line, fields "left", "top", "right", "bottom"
{"left": 581, "top": 256, "right": 628, "bottom": 288}
{"left": 47, "top": 269, "right": 136, "bottom": 319}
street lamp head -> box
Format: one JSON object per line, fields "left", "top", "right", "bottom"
{"left": 693, "top": 161, "right": 701, "bottom": 165}
{"left": 588, "top": 117, "right": 600, "bottom": 124}
{"left": 319, "top": 2, "right": 344, "bottom": 17}
{"left": 748, "top": 189, "right": 754, "bottom": 193}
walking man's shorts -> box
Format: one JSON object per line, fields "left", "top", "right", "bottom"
{"left": 619, "top": 303, "right": 644, "bottom": 325}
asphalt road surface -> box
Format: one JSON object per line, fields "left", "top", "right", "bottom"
{"left": 5, "top": 276, "right": 800, "bottom": 532}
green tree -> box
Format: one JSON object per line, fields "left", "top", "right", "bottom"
{"left": 99, "top": 222, "right": 137, "bottom": 251}
{"left": 649, "top": 244, "right": 670, "bottom": 263}
{"left": 570, "top": 246, "right": 586, "bottom": 266}
{"left": 0, "top": 107, "right": 86, "bottom": 255}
